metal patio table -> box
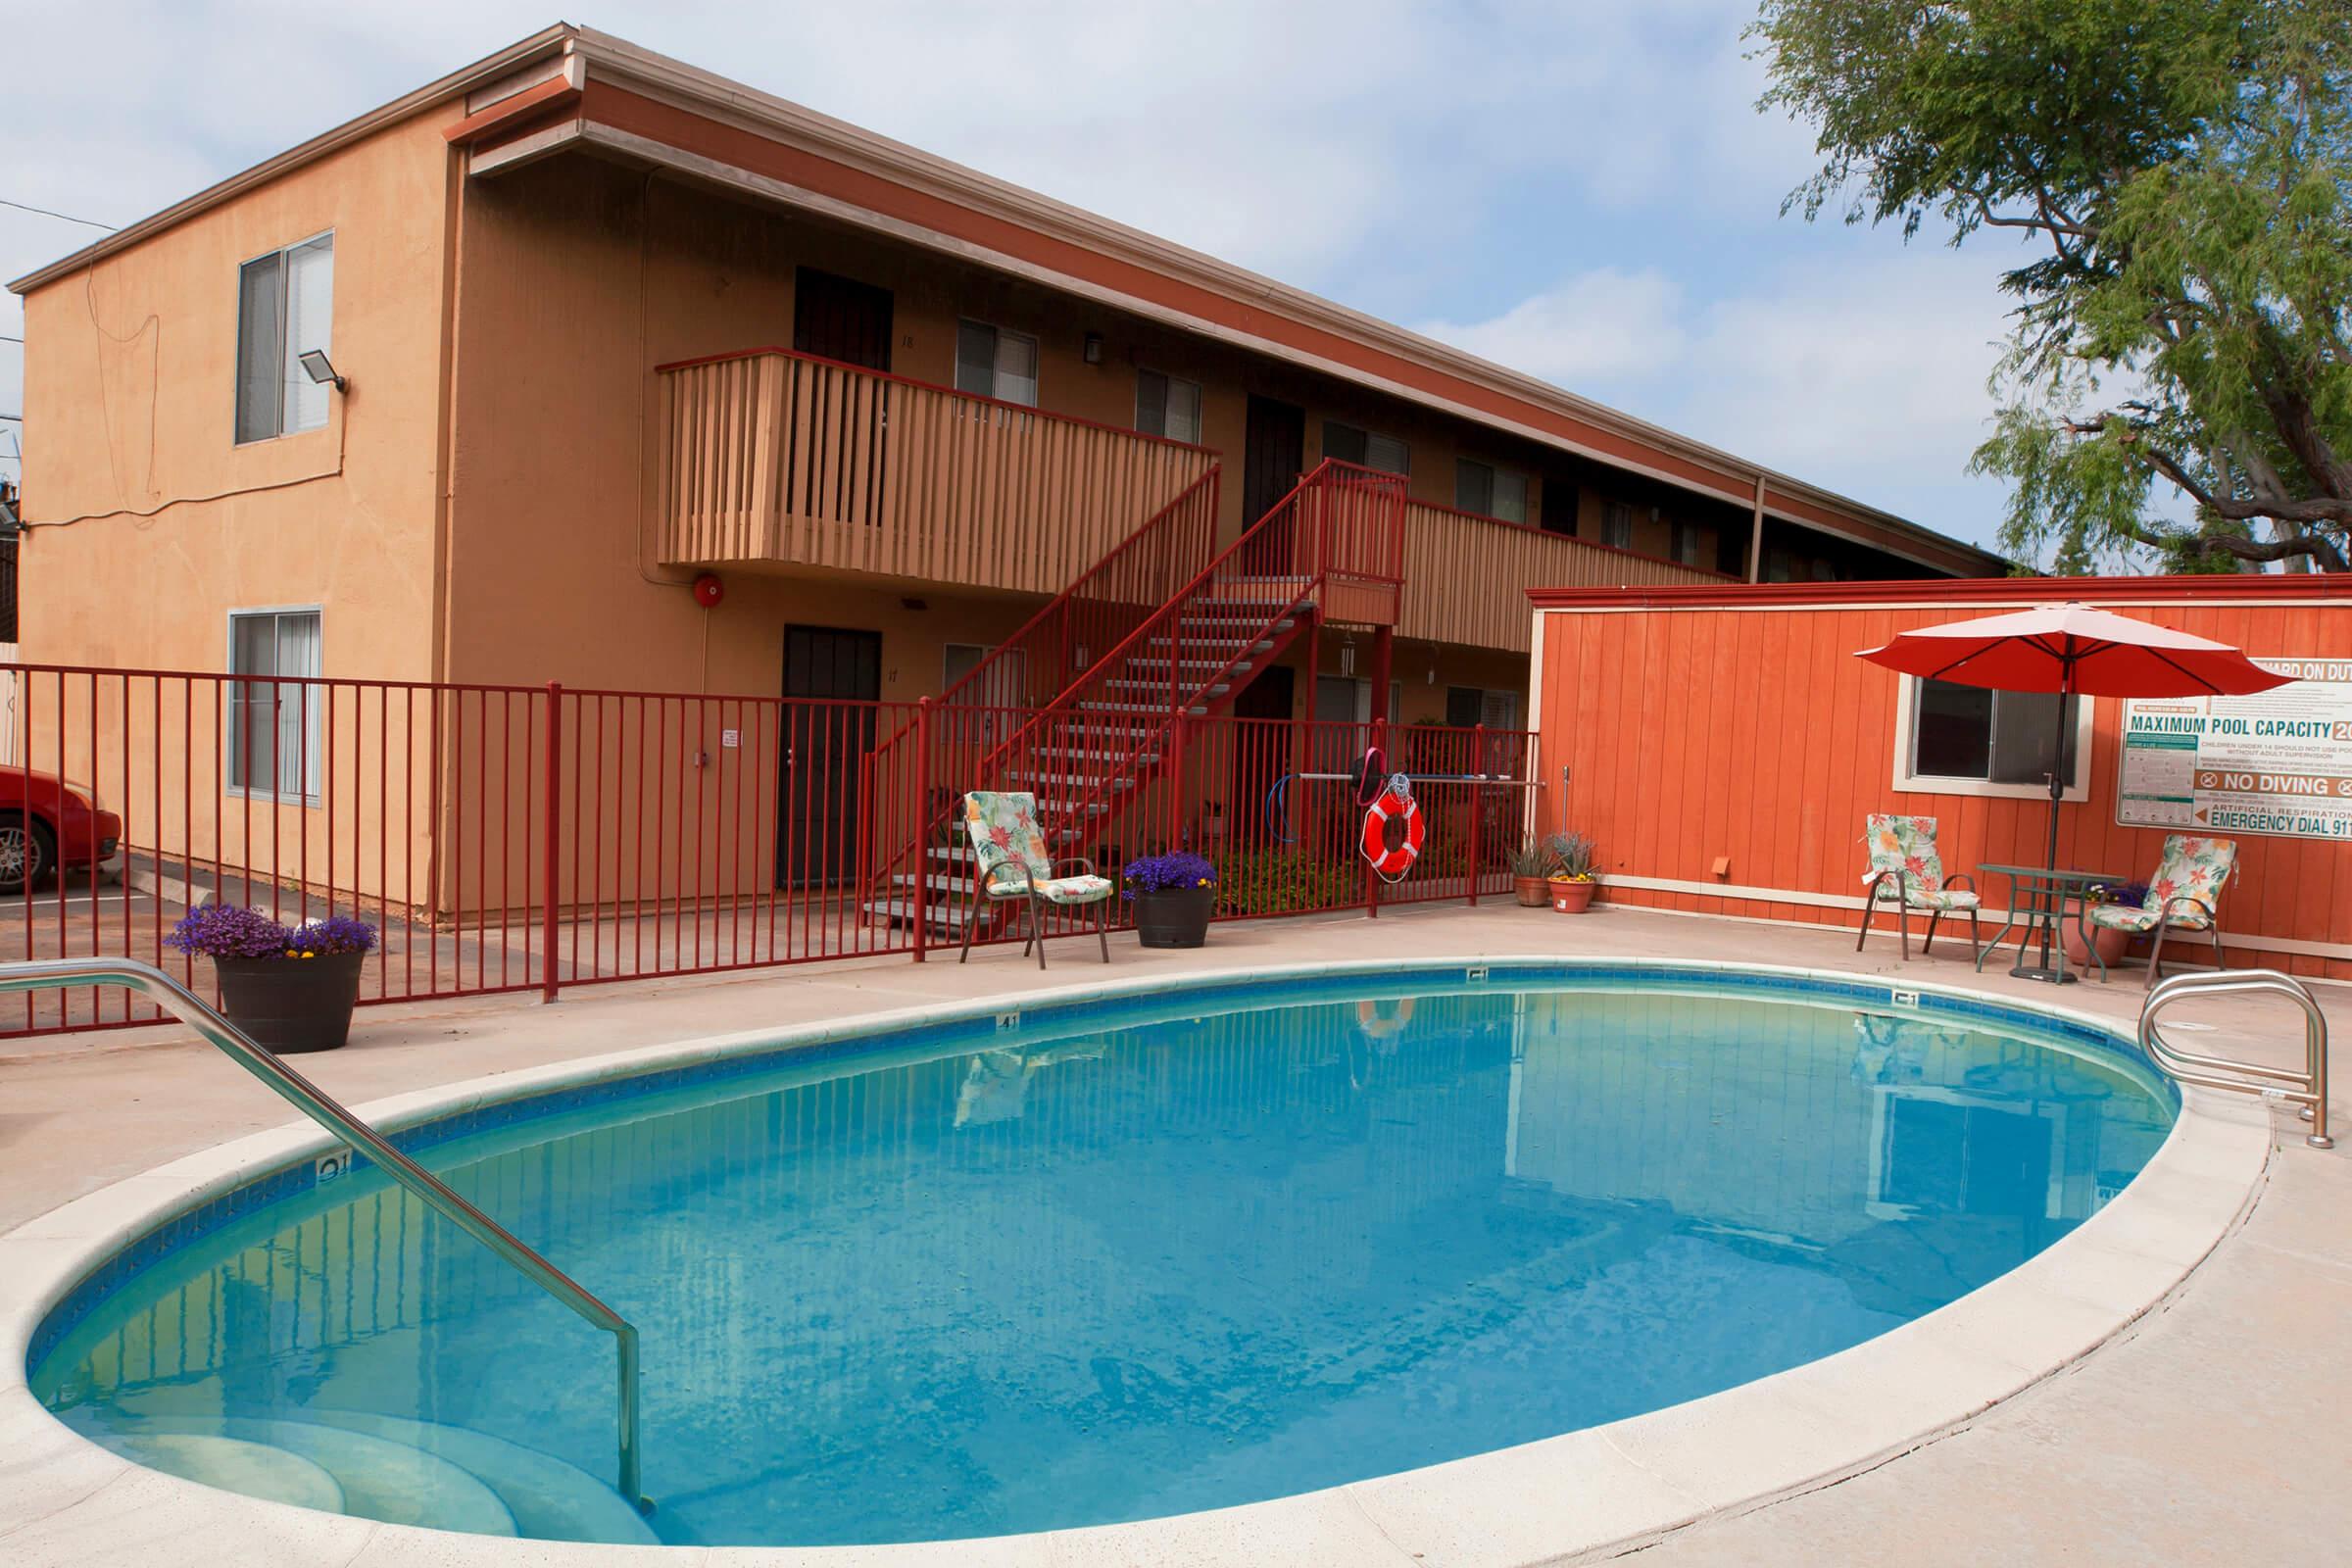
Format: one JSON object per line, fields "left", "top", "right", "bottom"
{"left": 1976, "top": 863, "right": 2125, "bottom": 985}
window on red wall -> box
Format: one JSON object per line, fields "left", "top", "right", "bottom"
{"left": 1907, "top": 677, "right": 2082, "bottom": 789}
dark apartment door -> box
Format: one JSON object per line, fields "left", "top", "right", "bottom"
{"left": 793, "top": 269, "right": 894, "bottom": 370}
{"left": 1242, "top": 396, "right": 1306, "bottom": 525}
{"left": 1242, "top": 395, "right": 1307, "bottom": 575}
{"left": 780, "top": 626, "right": 882, "bottom": 888}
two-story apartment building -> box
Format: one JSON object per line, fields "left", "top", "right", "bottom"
{"left": 4, "top": 25, "right": 2004, "bottom": 941}
{"left": 10, "top": 24, "right": 1999, "bottom": 723}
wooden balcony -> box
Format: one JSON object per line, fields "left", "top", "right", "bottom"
{"left": 654, "top": 349, "right": 1218, "bottom": 595}
{"left": 1398, "top": 500, "right": 1729, "bottom": 653}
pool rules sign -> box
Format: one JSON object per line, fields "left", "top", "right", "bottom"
{"left": 2116, "top": 658, "right": 2352, "bottom": 841}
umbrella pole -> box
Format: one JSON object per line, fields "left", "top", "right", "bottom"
{"left": 2037, "top": 661, "right": 2073, "bottom": 971}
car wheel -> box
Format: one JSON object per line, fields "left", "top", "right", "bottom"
{"left": 0, "top": 813, "right": 56, "bottom": 896}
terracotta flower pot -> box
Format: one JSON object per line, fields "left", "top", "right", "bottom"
{"left": 213, "top": 951, "right": 367, "bottom": 1054}
{"left": 1513, "top": 875, "right": 1550, "bottom": 907}
{"left": 2062, "top": 920, "right": 2131, "bottom": 969}
{"left": 1549, "top": 879, "right": 1596, "bottom": 913}
{"left": 1132, "top": 884, "right": 1214, "bottom": 948}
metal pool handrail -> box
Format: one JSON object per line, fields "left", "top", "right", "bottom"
{"left": 2138, "top": 968, "right": 2332, "bottom": 1150}
{"left": 0, "top": 956, "right": 650, "bottom": 1510}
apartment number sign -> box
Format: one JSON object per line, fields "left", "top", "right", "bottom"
{"left": 2115, "top": 658, "right": 2352, "bottom": 842}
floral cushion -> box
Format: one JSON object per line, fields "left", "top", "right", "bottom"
{"left": 2086, "top": 903, "right": 2186, "bottom": 933}
{"left": 963, "top": 791, "right": 1052, "bottom": 893}
{"left": 960, "top": 792, "right": 1111, "bottom": 906}
{"left": 1896, "top": 887, "right": 1981, "bottom": 911}
{"left": 1862, "top": 814, "right": 1964, "bottom": 906}
{"left": 1034, "top": 874, "right": 1113, "bottom": 906}
{"left": 2087, "top": 834, "right": 2235, "bottom": 932}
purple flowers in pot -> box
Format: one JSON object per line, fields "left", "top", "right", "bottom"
{"left": 166, "top": 904, "right": 379, "bottom": 960}
{"left": 1120, "top": 851, "right": 1217, "bottom": 899}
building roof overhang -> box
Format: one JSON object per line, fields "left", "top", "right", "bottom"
{"left": 12, "top": 23, "right": 2008, "bottom": 579}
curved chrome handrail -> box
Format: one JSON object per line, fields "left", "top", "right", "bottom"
{"left": 0, "top": 957, "right": 650, "bottom": 1510}
{"left": 2139, "top": 968, "right": 2332, "bottom": 1151}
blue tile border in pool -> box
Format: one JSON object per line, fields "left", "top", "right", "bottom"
{"left": 22, "top": 958, "right": 2160, "bottom": 1379}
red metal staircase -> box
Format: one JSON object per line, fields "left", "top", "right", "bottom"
{"left": 861, "top": 460, "right": 1405, "bottom": 939}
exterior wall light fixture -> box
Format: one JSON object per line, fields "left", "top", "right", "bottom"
{"left": 297, "top": 350, "right": 347, "bottom": 394}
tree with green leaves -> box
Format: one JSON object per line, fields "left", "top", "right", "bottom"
{"left": 1750, "top": 0, "right": 2352, "bottom": 572}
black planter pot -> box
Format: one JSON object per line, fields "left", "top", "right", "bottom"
{"left": 1132, "top": 884, "right": 1214, "bottom": 949}
{"left": 213, "top": 951, "right": 367, "bottom": 1054}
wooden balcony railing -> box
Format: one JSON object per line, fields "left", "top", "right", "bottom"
{"left": 1399, "top": 500, "right": 1730, "bottom": 652}
{"left": 653, "top": 348, "right": 1219, "bottom": 594}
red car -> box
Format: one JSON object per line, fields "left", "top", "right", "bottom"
{"left": 0, "top": 768, "right": 123, "bottom": 894}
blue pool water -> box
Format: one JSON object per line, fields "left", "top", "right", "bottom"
{"left": 29, "top": 969, "right": 2174, "bottom": 1545}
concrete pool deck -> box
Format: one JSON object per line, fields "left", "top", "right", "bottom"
{"left": 0, "top": 902, "right": 2344, "bottom": 1565}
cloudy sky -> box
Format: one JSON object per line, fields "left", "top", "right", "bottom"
{"left": 0, "top": 0, "right": 2045, "bottom": 551}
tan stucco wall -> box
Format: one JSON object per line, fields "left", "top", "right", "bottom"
{"left": 16, "top": 112, "right": 457, "bottom": 680}
{"left": 10, "top": 112, "right": 462, "bottom": 905}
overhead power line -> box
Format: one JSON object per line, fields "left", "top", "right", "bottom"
{"left": 0, "top": 196, "right": 117, "bottom": 229}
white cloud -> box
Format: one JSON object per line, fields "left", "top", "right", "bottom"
{"left": 1415, "top": 249, "right": 2018, "bottom": 540}
{"left": 1416, "top": 269, "right": 1691, "bottom": 384}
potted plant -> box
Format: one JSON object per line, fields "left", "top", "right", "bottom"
{"left": 165, "top": 905, "right": 379, "bottom": 1054}
{"left": 1509, "top": 835, "right": 1562, "bottom": 906}
{"left": 2064, "top": 880, "right": 2144, "bottom": 968}
{"left": 1547, "top": 832, "right": 1598, "bottom": 913}
{"left": 1123, "top": 851, "right": 1217, "bottom": 948}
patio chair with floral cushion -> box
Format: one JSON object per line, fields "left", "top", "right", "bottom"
{"left": 1855, "top": 813, "right": 1982, "bottom": 962}
{"left": 2082, "top": 833, "right": 2237, "bottom": 984}
{"left": 956, "top": 791, "right": 1114, "bottom": 969}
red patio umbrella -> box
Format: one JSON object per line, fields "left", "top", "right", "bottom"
{"left": 1855, "top": 601, "right": 2292, "bottom": 877}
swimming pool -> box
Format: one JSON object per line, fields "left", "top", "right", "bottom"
{"left": 23, "top": 961, "right": 2176, "bottom": 1548}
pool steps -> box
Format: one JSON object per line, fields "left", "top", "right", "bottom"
{"left": 97, "top": 1395, "right": 661, "bottom": 1543}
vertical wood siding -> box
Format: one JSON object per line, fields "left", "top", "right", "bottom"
{"left": 1533, "top": 594, "right": 2352, "bottom": 981}
{"left": 1400, "top": 502, "right": 1725, "bottom": 652}
{"left": 656, "top": 351, "right": 1218, "bottom": 593}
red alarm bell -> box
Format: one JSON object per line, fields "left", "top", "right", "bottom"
{"left": 692, "top": 571, "right": 724, "bottom": 609}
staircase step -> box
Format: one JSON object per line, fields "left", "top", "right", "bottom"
{"left": 1108, "top": 678, "right": 1228, "bottom": 699}
{"left": 891, "top": 871, "right": 970, "bottom": 897}
{"left": 1014, "top": 771, "right": 1137, "bottom": 790}
{"left": 1177, "top": 612, "right": 1296, "bottom": 632}
{"left": 863, "top": 897, "right": 980, "bottom": 933}
{"left": 1037, "top": 748, "right": 1161, "bottom": 765}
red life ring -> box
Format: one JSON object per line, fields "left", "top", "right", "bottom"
{"left": 1360, "top": 779, "right": 1424, "bottom": 880}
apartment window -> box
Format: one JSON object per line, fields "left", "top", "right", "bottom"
{"left": 943, "top": 642, "right": 1029, "bottom": 743}
{"left": 1672, "top": 520, "right": 1704, "bottom": 567}
{"left": 227, "top": 609, "right": 322, "bottom": 801}
{"left": 1322, "top": 419, "right": 1409, "bottom": 476}
{"left": 235, "top": 232, "right": 334, "bottom": 443}
{"left": 955, "top": 319, "right": 1039, "bottom": 407}
{"left": 1444, "top": 686, "right": 1523, "bottom": 730}
{"left": 1902, "top": 676, "right": 2082, "bottom": 795}
{"left": 1312, "top": 674, "right": 1402, "bottom": 770}
{"left": 1600, "top": 501, "right": 1636, "bottom": 550}
{"left": 1455, "top": 460, "right": 1528, "bottom": 524}
{"left": 1135, "top": 369, "right": 1203, "bottom": 445}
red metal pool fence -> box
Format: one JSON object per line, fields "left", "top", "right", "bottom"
{"left": 0, "top": 663, "right": 1534, "bottom": 1036}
